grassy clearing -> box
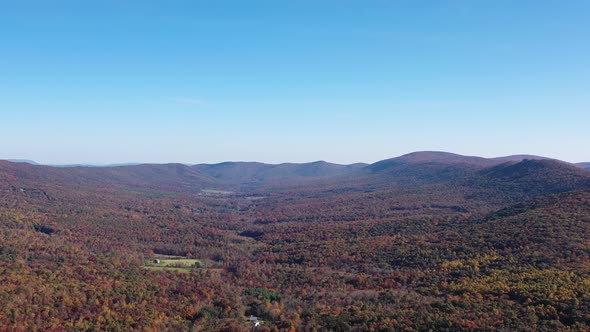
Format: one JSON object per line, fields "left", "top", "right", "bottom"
{"left": 143, "top": 257, "right": 202, "bottom": 273}
{"left": 156, "top": 258, "right": 201, "bottom": 267}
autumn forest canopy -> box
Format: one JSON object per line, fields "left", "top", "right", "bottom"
{"left": 1, "top": 151, "right": 590, "bottom": 331}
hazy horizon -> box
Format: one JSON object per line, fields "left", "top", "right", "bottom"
{"left": 3, "top": 150, "right": 588, "bottom": 167}
{"left": 2, "top": 1, "right": 589, "bottom": 164}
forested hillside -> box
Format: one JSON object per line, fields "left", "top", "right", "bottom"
{"left": 1, "top": 153, "right": 589, "bottom": 331}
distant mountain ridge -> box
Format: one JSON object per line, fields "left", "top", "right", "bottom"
{"left": 0, "top": 161, "right": 218, "bottom": 192}
{"left": 5, "top": 160, "right": 146, "bottom": 167}
{"left": 193, "top": 161, "right": 367, "bottom": 187}
{"left": 6, "top": 159, "right": 39, "bottom": 165}
{"left": 190, "top": 151, "right": 570, "bottom": 189}
{"left": 1, "top": 152, "right": 589, "bottom": 198}
{"left": 368, "top": 151, "right": 555, "bottom": 171}
{"left": 0, "top": 151, "right": 566, "bottom": 169}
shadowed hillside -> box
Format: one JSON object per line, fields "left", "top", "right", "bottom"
{"left": 475, "top": 159, "right": 590, "bottom": 198}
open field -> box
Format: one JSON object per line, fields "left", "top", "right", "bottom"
{"left": 143, "top": 257, "right": 202, "bottom": 272}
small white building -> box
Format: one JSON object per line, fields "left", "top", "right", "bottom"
{"left": 249, "top": 315, "right": 260, "bottom": 327}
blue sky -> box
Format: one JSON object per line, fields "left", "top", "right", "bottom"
{"left": 2, "top": 1, "right": 589, "bottom": 164}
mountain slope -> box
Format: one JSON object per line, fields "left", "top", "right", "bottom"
{"left": 369, "top": 151, "right": 494, "bottom": 169}
{"left": 254, "top": 155, "right": 590, "bottom": 222}
{"left": 1, "top": 154, "right": 590, "bottom": 331}
{"left": 2, "top": 152, "right": 588, "bottom": 207}
{"left": 368, "top": 151, "right": 553, "bottom": 171}
{"left": 358, "top": 151, "right": 562, "bottom": 189}
{"left": 476, "top": 159, "right": 590, "bottom": 196}
{"left": 461, "top": 188, "right": 590, "bottom": 270}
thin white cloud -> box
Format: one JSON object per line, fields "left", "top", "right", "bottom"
{"left": 169, "top": 97, "right": 206, "bottom": 105}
